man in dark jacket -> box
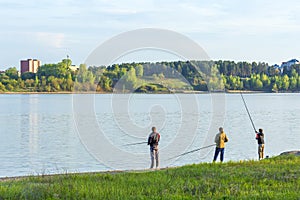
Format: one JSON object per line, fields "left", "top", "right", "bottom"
{"left": 148, "top": 127, "right": 160, "bottom": 169}
{"left": 256, "top": 128, "right": 265, "bottom": 160}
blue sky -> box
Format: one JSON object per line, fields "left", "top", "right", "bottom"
{"left": 1, "top": 0, "right": 300, "bottom": 70}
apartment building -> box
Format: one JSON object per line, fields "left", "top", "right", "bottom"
{"left": 20, "top": 59, "right": 41, "bottom": 74}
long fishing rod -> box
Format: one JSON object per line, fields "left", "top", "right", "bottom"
{"left": 240, "top": 92, "right": 257, "bottom": 132}
{"left": 166, "top": 144, "right": 216, "bottom": 161}
{"left": 123, "top": 141, "right": 148, "bottom": 146}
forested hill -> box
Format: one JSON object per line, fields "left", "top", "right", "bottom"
{"left": 1, "top": 59, "right": 300, "bottom": 93}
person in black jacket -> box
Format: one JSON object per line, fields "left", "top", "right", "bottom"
{"left": 256, "top": 128, "right": 265, "bottom": 160}
{"left": 147, "top": 127, "right": 160, "bottom": 169}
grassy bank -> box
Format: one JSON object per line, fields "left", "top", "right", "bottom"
{"left": 0, "top": 155, "right": 299, "bottom": 199}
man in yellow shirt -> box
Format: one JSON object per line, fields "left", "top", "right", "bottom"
{"left": 213, "top": 127, "right": 229, "bottom": 162}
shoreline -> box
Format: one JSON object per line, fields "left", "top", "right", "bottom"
{"left": 0, "top": 90, "right": 299, "bottom": 94}
{"left": 0, "top": 150, "right": 300, "bottom": 182}
{"left": 0, "top": 155, "right": 299, "bottom": 199}
{"left": 0, "top": 167, "right": 171, "bottom": 182}
{"left": 1, "top": 151, "right": 299, "bottom": 181}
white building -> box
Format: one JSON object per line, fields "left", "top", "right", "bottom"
{"left": 69, "top": 65, "right": 79, "bottom": 71}
{"left": 281, "top": 59, "right": 299, "bottom": 70}
{"left": 273, "top": 59, "right": 299, "bottom": 74}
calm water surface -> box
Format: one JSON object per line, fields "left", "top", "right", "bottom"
{"left": 0, "top": 93, "right": 299, "bottom": 177}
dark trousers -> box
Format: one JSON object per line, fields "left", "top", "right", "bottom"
{"left": 213, "top": 147, "right": 225, "bottom": 162}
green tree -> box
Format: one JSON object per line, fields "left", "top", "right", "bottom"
{"left": 254, "top": 79, "right": 263, "bottom": 90}
{"left": 158, "top": 73, "right": 165, "bottom": 79}
{"left": 6, "top": 83, "right": 14, "bottom": 91}
{"left": 77, "top": 64, "right": 88, "bottom": 83}
{"left": 98, "top": 76, "right": 112, "bottom": 91}
{"left": 152, "top": 74, "right": 159, "bottom": 81}
{"left": 25, "top": 79, "right": 35, "bottom": 88}
{"left": 5, "top": 67, "right": 19, "bottom": 80}
{"left": 61, "top": 59, "right": 72, "bottom": 69}
{"left": 124, "top": 67, "right": 137, "bottom": 90}
{"left": 76, "top": 64, "right": 96, "bottom": 91}
{"left": 0, "top": 82, "right": 6, "bottom": 91}
{"left": 289, "top": 77, "right": 297, "bottom": 91}
{"left": 207, "top": 65, "right": 224, "bottom": 91}
{"left": 273, "top": 75, "right": 282, "bottom": 90}
{"left": 176, "top": 64, "right": 182, "bottom": 74}
{"left": 290, "top": 68, "right": 298, "bottom": 78}
{"left": 135, "top": 64, "right": 144, "bottom": 77}
{"left": 21, "top": 72, "right": 35, "bottom": 80}
{"left": 57, "top": 59, "right": 72, "bottom": 78}
{"left": 282, "top": 75, "right": 289, "bottom": 90}
{"left": 48, "top": 76, "right": 60, "bottom": 91}
{"left": 37, "top": 59, "right": 72, "bottom": 79}
{"left": 37, "top": 64, "right": 58, "bottom": 78}
{"left": 251, "top": 74, "right": 263, "bottom": 90}
{"left": 35, "top": 76, "right": 39, "bottom": 88}
{"left": 66, "top": 74, "right": 73, "bottom": 91}
{"left": 86, "top": 70, "right": 95, "bottom": 85}
{"left": 40, "top": 76, "right": 47, "bottom": 91}
{"left": 0, "top": 74, "right": 10, "bottom": 85}
{"left": 260, "top": 73, "right": 270, "bottom": 89}
{"left": 272, "top": 83, "right": 278, "bottom": 92}
{"left": 45, "top": 84, "right": 51, "bottom": 92}
{"left": 18, "top": 78, "right": 25, "bottom": 89}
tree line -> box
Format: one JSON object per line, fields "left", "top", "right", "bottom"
{"left": 0, "top": 59, "right": 300, "bottom": 92}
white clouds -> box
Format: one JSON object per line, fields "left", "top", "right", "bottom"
{"left": 35, "top": 32, "right": 65, "bottom": 49}
{"left": 177, "top": 2, "right": 226, "bottom": 17}
{"left": 221, "top": 2, "right": 300, "bottom": 34}
{"left": 0, "top": 0, "right": 300, "bottom": 68}
{"left": 99, "top": 8, "right": 138, "bottom": 15}
{"left": 1, "top": 0, "right": 299, "bottom": 33}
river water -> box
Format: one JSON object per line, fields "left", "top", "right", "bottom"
{"left": 0, "top": 93, "right": 299, "bottom": 177}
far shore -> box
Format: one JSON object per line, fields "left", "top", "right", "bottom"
{"left": 0, "top": 90, "right": 299, "bottom": 94}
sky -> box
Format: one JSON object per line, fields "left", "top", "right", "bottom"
{"left": 1, "top": 0, "right": 300, "bottom": 70}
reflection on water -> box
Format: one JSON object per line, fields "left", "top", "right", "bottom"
{"left": 0, "top": 93, "right": 299, "bottom": 177}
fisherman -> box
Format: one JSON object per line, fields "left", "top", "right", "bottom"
{"left": 147, "top": 127, "right": 160, "bottom": 169}
{"left": 213, "top": 127, "right": 229, "bottom": 162}
{"left": 256, "top": 128, "right": 265, "bottom": 160}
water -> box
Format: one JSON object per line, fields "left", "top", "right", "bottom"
{"left": 0, "top": 93, "right": 299, "bottom": 177}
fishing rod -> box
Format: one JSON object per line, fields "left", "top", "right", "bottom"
{"left": 166, "top": 144, "right": 216, "bottom": 161}
{"left": 240, "top": 92, "right": 257, "bottom": 132}
{"left": 123, "top": 141, "right": 147, "bottom": 146}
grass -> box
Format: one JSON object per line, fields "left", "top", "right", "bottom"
{"left": 0, "top": 155, "right": 299, "bottom": 199}
{"left": 139, "top": 76, "right": 192, "bottom": 90}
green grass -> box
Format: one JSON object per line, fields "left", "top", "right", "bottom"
{"left": 139, "top": 76, "right": 191, "bottom": 90}
{"left": 0, "top": 155, "right": 299, "bottom": 199}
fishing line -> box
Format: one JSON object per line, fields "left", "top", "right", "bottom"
{"left": 240, "top": 92, "right": 257, "bottom": 132}
{"left": 198, "top": 147, "right": 215, "bottom": 160}
{"left": 122, "top": 141, "right": 148, "bottom": 146}
{"left": 165, "top": 144, "right": 216, "bottom": 161}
